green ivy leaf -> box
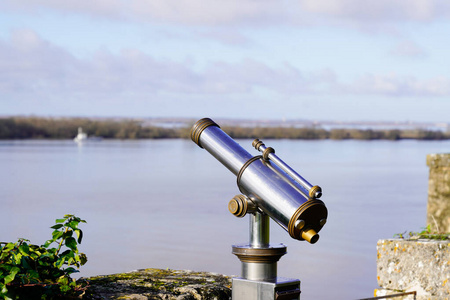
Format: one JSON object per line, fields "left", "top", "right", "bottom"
{"left": 65, "top": 267, "right": 76, "bottom": 272}
{"left": 67, "top": 221, "right": 79, "bottom": 230}
{"left": 51, "top": 224, "right": 64, "bottom": 230}
{"left": 18, "top": 244, "right": 30, "bottom": 256}
{"left": 63, "top": 229, "right": 74, "bottom": 239}
{"left": 43, "top": 239, "right": 54, "bottom": 248}
{"left": 29, "top": 244, "right": 42, "bottom": 252}
{"left": 57, "top": 275, "right": 68, "bottom": 285}
{"left": 0, "top": 282, "right": 9, "bottom": 297}
{"left": 79, "top": 253, "right": 87, "bottom": 266}
{"left": 43, "top": 248, "right": 57, "bottom": 256}
{"left": 0, "top": 252, "right": 8, "bottom": 261}
{"left": 27, "top": 270, "right": 40, "bottom": 282}
{"left": 1, "top": 243, "right": 15, "bottom": 252}
{"left": 75, "top": 229, "right": 83, "bottom": 244}
{"left": 21, "top": 256, "right": 32, "bottom": 270}
{"left": 55, "top": 218, "right": 67, "bottom": 224}
{"left": 52, "top": 230, "right": 64, "bottom": 241}
{"left": 65, "top": 237, "right": 77, "bottom": 251}
{"left": 14, "top": 253, "right": 23, "bottom": 265}
{"left": 4, "top": 266, "right": 20, "bottom": 284}
{"left": 55, "top": 257, "right": 65, "bottom": 269}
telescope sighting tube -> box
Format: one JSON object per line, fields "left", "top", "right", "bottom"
{"left": 191, "top": 118, "right": 327, "bottom": 244}
{"left": 252, "top": 139, "right": 322, "bottom": 199}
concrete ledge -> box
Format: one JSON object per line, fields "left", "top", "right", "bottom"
{"left": 376, "top": 239, "right": 450, "bottom": 299}
{"left": 83, "top": 268, "right": 232, "bottom": 299}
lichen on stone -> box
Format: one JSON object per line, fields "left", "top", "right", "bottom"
{"left": 82, "top": 268, "right": 231, "bottom": 300}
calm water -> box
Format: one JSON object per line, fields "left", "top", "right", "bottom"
{"left": 1, "top": 139, "right": 449, "bottom": 299}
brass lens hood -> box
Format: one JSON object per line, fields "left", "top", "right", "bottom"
{"left": 190, "top": 118, "right": 219, "bottom": 148}
{"left": 288, "top": 199, "right": 327, "bottom": 243}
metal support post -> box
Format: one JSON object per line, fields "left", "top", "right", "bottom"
{"left": 232, "top": 211, "right": 301, "bottom": 300}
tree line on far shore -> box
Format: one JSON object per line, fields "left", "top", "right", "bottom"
{"left": 0, "top": 117, "right": 181, "bottom": 139}
{"left": 0, "top": 117, "right": 449, "bottom": 140}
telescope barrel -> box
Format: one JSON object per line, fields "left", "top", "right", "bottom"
{"left": 253, "top": 139, "right": 322, "bottom": 199}
{"left": 191, "top": 118, "right": 327, "bottom": 243}
{"left": 191, "top": 118, "right": 253, "bottom": 175}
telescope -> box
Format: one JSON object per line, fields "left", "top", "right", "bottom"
{"left": 191, "top": 118, "right": 328, "bottom": 300}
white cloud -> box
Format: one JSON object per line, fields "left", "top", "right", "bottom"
{"left": 1, "top": 30, "right": 449, "bottom": 104}
{"left": 198, "top": 30, "right": 252, "bottom": 46}
{"left": 0, "top": 0, "right": 285, "bottom": 26}
{"left": 299, "top": 0, "right": 450, "bottom": 22}
{"left": 2, "top": 0, "right": 450, "bottom": 26}
{"left": 347, "top": 73, "right": 450, "bottom": 96}
{"left": 0, "top": 29, "right": 74, "bottom": 93}
{"left": 389, "top": 40, "right": 427, "bottom": 58}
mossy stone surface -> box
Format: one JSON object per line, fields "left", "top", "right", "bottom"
{"left": 82, "top": 268, "right": 232, "bottom": 300}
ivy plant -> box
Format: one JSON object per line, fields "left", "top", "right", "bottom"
{"left": 394, "top": 224, "right": 450, "bottom": 241}
{"left": 0, "top": 214, "right": 87, "bottom": 299}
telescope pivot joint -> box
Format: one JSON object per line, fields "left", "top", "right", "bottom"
{"left": 228, "top": 195, "right": 257, "bottom": 218}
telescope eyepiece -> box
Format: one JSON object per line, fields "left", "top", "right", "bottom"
{"left": 301, "top": 228, "right": 319, "bottom": 244}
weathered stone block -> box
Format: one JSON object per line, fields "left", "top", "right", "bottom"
{"left": 427, "top": 153, "right": 450, "bottom": 233}
{"left": 83, "top": 268, "right": 232, "bottom": 300}
{"left": 376, "top": 239, "right": 450, "bottom": 299}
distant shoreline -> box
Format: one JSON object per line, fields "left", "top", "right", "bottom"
{"left": 1, "top": 116, "right": 449, "bottom": 140}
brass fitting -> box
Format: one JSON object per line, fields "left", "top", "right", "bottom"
{"left": 232, "top": 244, "right": 287, "bottom": 263}
{"left": 228, "top": 195, "right": 257, "bottom": 218}
{"left": 252, "top": 139, "right": 275, "bottom": 161}
{"left": 309, "top": 185, "right": 322, "bottom": 199}
{"left": 190, "top": 118, "right": 219, "bottom": 148}
{"left": 262, "top": 147, "right": 275, "bottom": 161}
{"left": 287, "top": 199, "right": 327, "bottom": 243}
{"left": 252, "top": 139, "right": 265, "bottom": 151}
{"left": 295, "top": 219, "right": 305, "bottom": 230}
{"left": 301, "top": 228, "right": 319, "bottom": 244}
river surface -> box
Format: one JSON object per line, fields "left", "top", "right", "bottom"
{"left": 1, "top": 139, "right": 449, "bottom": 299}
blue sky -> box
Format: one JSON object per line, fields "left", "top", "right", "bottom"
{"left": 1, "top": 0, "right": 449, "bottom": 122}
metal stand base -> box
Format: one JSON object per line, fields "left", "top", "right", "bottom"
{"left": 231, "top": 212, "right": 302, "bottom": 299}
{"left": 232, "top": 277, "right": 300, "bottom": 300}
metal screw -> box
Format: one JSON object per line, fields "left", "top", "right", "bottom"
{"left": 295, "top": 219, "right": 305, "bottom": 230}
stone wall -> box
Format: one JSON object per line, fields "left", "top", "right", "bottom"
{"left": 375, "top": 239, "right": 450, "bottom": 299}
{"left": 427, "top": 153, "right": 450, "bottom": 233}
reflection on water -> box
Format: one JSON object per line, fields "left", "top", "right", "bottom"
{"left": 1, "top": 139, "right": 449, "bottom": 299}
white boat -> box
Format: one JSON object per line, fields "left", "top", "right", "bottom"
{"left": 73, "top": 127, "right": 88, "bottom": 142}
